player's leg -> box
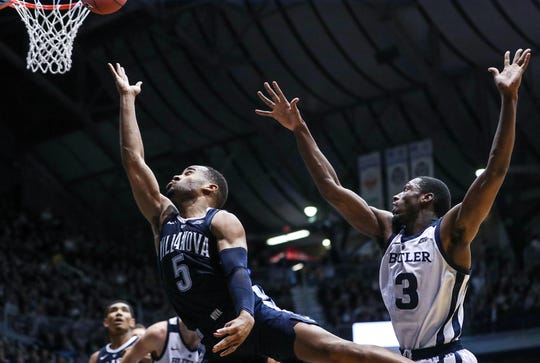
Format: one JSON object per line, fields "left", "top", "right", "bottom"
{"left": 293, "top": 322, "right": 412, "bottom": 363}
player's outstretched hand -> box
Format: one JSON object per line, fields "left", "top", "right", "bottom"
{"left": 108, "top": 63, "right": 142, "bottom": 97}
{"left": 488, "top": 48, "right": 531, "bottom": 98}
{"left": 255, "top": 81, "right": 303, "bottom": 131}
{"left": 212, "top": 310, "right": 254, "bottom": 357}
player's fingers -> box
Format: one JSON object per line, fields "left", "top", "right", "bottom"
{"left": 219, "top": 345, "right": 238, "bottom": 357}
{"left": 272, "top": 81, "right": 287, "bottom": 102}
{"left": 264, "top": 82, "right": 280, "bottom": 103}
{"left": 214, "top": 324, "right": 235, "bottom": 336}
{"left": 518, "top": 49, "right": 531, "bottom": 67}
{"left": 487, "top": 67, "right": 499, "bottom": 77}
{"left": 212, "top": 336, "right": 234, "bottom": 353}
{"left": 512, "top": 48, "right": 523, "bottom": 64}
{"left": 504, "top": 51, "right": 510, "bottom": 67}
{"left": 257, "top": 91, "right": 275, "bottom": 107}
{"left": 107, "top": 63, "right": 117, "bottom": 77}
{"left": 290, "top": 97, "right": 300, "bottom": 110}
{"left": 255, "top": 109, "right": 274, "bottom": 117}
{"left": 521, "top": 51, "right": 531, "bottom": 71}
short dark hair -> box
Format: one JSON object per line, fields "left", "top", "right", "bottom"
{"left": 416, "top": 176, "right": 451, "bottom": 217}
{"left": 203, "top": 166, "right": 228, "bottom": 208}
{"left": 103, "top": 299, "right": 134, "bottom": 317}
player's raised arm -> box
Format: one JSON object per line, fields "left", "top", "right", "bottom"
{"left": 440, "top": 49, "right": 531, "bottom": 267}
{"left": 210, "top": 211, "right": 255, "bottom": 357}
{"left": 108, "top": 63, "right": 173, "bottom": 237}
{"left": 256, "top": 81, "right": 393, "bottom": 243}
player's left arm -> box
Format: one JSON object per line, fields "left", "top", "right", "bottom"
{"left": 211, "top": 211, "right": 255, "bottom": 357}
{"left": 441, "top": 49, "right": 531, "bottom": 269}
{"left": 122, "top": 322, "right": 166, "bottom": 363}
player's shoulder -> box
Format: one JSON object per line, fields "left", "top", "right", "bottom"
{"left": 210, "top": 209, "right": 245, "bottom": 239}
{"left": 210, "top": 209, "right": 241, "bottom": 225}
{"left": 88, "top": 350, "right": 100, "bottom": 363}
{"left": 145, "top": 320, "right": 168, "bottom": 338}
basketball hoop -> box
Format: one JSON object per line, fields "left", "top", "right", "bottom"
{"left": 10, "top": 0, "right": 90, "bottom": 74}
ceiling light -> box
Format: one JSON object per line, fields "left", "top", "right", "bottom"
{"left": 266, "top": 229, "right": 310, "bottom": 246}
{"left": 322, "top": 238, "right": 331, "bottom": 248}
{"left": 475, "top": 168, "right": 485, "bottom": 177}
{"left": 303, "top": 206, "right": 318, "bottom": 217}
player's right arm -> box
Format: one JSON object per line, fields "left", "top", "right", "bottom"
{"left": 122, "top": 322, "right": 166, "bottom": 363}
{"left": 108, "top": 63, "right": 174, "bottom": 239}
{"left": 255, "top": 81, "right": 393, "bottom": 242}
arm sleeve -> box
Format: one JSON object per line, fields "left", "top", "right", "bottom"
{"left": 219, "top": 247, "right": 255, "bottom": 316}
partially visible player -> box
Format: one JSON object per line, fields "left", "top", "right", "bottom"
{"left": 132, "top": 324, "right": 147, "bottom": 338}
{"left": 88, "top": 300, "right": 145, "bottom": 363}
{"left": 255, "top": 49, "right": 531, "bottom": 362}
{"left": 108, "top": 62, "right": 413, "bottom": 363}
{"left": 123, "top": 317, "right": 204, "bottom": 363}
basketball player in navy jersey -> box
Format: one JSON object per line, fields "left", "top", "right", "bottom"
{"left": 255, "top": 49, "right": 531, "bottom": 363}
{"left": 88, "top": 300, "right": 147, "bottom": 363}
{"left": 108, "top": 62, "right": 413, "bottom": 363}
{"left": 122, "top": 317, "right": 204, "bottom": 363}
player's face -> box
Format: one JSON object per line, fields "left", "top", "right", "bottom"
{"left": 391, "top": 178, "right": 423, "bottom": 226}
{"left": 103, "top": 302, "right": 135, "bottom": 333}
{"left": 165, "top": 165, "right": 209, "bottom": 198}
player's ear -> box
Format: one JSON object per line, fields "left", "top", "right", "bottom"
{"left": 421, "top": 192, "right": 434, "bottom": 204}
{"left": 128, "top": 318, "right": 136, "bottom": 329}
{"left": 202, "top": 183, "right": 218, "bottom": 195}
{"left": 103, "top": 318, "right": 109, "bottom": 329}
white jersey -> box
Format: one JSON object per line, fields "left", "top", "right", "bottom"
{"left": 153, "top": 317, "right": 204, "bottom": 363}
{"left": 379, "top": 219, "right": 476, "bottom": 362}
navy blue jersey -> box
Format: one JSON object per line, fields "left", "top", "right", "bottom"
{"left": 158, "top": 208, "right": 236, "bottom": 335}
{"left": 96, "top": 336, "right": 138, "bottom": 363}
{"left": 158, "top": 209, "right": 318, "bottom": 361}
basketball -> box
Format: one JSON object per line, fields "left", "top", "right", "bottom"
{"left": 83, "top": 0, "right": 126, "bottom": 15}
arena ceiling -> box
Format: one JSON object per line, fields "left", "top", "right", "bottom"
{"left": 1, "top": 0, "right": 540, "bottom": 254}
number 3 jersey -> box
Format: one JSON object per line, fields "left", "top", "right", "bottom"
{"left": 158, "top": 208, "right": 236, "bottom": 336}
{"left": 379, "top": 218, "right": 470, "bottom": 351}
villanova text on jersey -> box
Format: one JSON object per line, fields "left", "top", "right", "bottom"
{"left": 159, "top": 228, "right": 210, "bottom": 260}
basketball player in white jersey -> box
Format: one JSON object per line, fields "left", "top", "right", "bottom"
{"left": 88, "top": 300, "right": 147, "bottom": 363}
{"left": 256, "top": 48, "right": 531, "bottom": 362}
{"left": 122, "top": 316, "right": 204, "bottom": 363}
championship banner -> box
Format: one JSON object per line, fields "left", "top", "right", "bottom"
{"left": 358, "top": 152, "right": 384, "bottom": 209}
{"left": 385, "top": 145, "right": 409, "bottom": 208}
{"left": 409, "top": 139, "right": 433, "bottom": 178}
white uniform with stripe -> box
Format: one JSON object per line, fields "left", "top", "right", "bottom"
{"left": 153, "top": 317, "right": 204, "bottom": 363}
{"left": 379, "top": 218, "right": 477, "bottom": 362}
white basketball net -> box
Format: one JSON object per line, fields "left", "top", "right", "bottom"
{"left": 11, "top": 0, "right": 90, "bottom": 74}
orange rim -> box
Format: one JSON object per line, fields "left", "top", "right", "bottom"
{"left": 10, "top": 0, "right": 83, "bottom": 10}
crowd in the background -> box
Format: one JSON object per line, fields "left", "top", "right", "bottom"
{"left": 1, "top": 193, "right": 539, "bottom": 362}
